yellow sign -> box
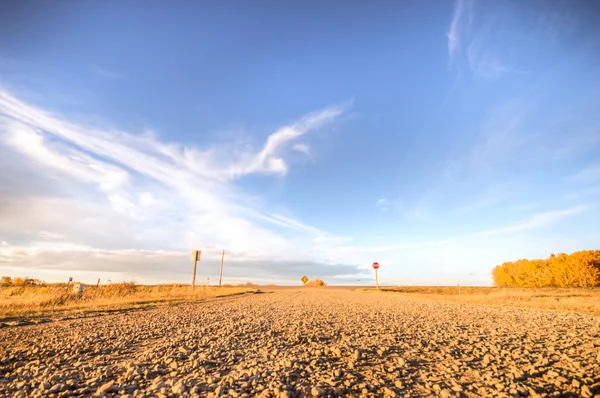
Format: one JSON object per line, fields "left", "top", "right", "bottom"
{"left": 301, "top": 275, "right": 308, "bottom": 284}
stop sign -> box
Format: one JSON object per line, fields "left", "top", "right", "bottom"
{"left": 372, "top": 262, "right": 379, "bottom": 269}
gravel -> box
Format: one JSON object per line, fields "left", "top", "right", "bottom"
{"left": 1, "top": 289, "right": 600, "bottom": 397}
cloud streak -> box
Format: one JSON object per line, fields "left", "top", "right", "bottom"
{"left": 0, "top": 89, "right": 354, "bottom": 281}
{"left": 446, "top": 0, "right": 530, "bottom": 79}
{"left": 447, "top": 0, "right": 470, "bottom": 71}
{"left": 468, "top": 205, "right": 589, "bottom": 238}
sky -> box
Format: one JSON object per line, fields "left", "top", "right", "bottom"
{"left": 0, "top": 0, "right": 599, "bottom": 286}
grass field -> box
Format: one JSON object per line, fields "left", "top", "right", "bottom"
{"left": 4, "top": 283, "right": 599, "bottom": 321}
{"left": 364, "top": 286, "right": 600, "bottom": 316}
{"left": 0, "top": 283, "right": 255, "bottom": 320}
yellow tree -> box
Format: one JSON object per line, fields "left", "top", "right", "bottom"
{"left": 492, "top": 250, "right": 600, "bottom": 287}
{"left": 568, "top": 250, "right": 600, "bottom": 287}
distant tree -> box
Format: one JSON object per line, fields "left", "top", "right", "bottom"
{"left": 0, "top": 276, "right": 12, "bottom": 286}
{"left": 492, "top": 250, "right": 600, "bottom": 287}
{"left": 305, "top": 278, "right": 326, "bottom": 287}
{"left": 13, "top": 277, "right": 25, "bottom": 285}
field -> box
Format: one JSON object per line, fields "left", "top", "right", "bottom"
{"left": 365, "top": 286, "right": 600, "bottom": 317}
{"left": 0, "top": 283, "right": 254, "bottom": 321}
{"left": 1, "top": 287, "right": 599, "bottom": 397}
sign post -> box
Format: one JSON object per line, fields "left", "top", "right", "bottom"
{"left": 66, "top": 277, "right": 73, "bottom": 294}
{"left": 372, "top": 262, "right": 380, "bottom": 291}
{"left": 191, "top": 250, "right": 202, "bottom": 289}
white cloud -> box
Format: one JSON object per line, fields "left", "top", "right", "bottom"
{"left": 446, "top": 0, "right": 528, "bottom": 79}
{"left": 447, "top": 0, "right": 468, "bottom": 70}
{"left": 225, "top": 105, "right": 346, "bottom": 178}
{"left": 468, "top": 205, "right": 589, "bottom": 237}
{"left": 292, "top": 143, "right": 310, "bottom": 155}
{"left": 376, "top": 198, "right": 389, "bottom": 211}
{"left": 0, "top": 88, "right": 591, "bottom": 286}
{"left": 0, "top": 89, "right": 356, "bottom": 281}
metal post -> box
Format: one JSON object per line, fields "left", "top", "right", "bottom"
{"left": 66, "top": 277, "right": 72, "bottom": 294}
{"left": 96, "top": 278, "right": 100, "bottom": 289}
{"left": 219, "top": 249, "right": 225, "bottom": 287}
{"left": 375, "top": 268, "right": 379, "bottom": 291}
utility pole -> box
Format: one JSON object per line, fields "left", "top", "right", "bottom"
{"left": 219, "top": 249, "right": 225, "bottom": 287}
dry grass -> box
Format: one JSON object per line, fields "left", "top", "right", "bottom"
{"left": 0, "top": 283, "right": 255, "bottom": 320}
{"left": 361, "top": 286, "right": 600, "bottom": 316}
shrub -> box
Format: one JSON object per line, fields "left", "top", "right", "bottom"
{"left": 304, "top": 278, "right": 326, "bottom": 287}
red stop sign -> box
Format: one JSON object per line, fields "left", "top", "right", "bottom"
{"left": 372, "top": 262, "right": 380, "bottom": 269}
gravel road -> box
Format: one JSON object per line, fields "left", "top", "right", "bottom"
{"left": 1, "top": 289, "right": 599, "bottom": 397}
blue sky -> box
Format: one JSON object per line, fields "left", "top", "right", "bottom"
{"left": 1, "top": 0, "right": 599, "bottom": 285}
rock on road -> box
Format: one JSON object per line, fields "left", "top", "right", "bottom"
{"left": 1, "top": 289, "right": 600, "bottom": 397}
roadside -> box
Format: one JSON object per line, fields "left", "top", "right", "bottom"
{"left": 0, "top": 283, "right": 255, "bottom": 324}
{"left": 359, "top": 286, "right": 600, "bottom": 317}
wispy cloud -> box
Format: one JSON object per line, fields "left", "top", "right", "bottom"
{"left": 447, "top": 0, "right": 471, "bottom": 71}
{"left": 91, "top": 65, "right": 124, "bottom": 79}
{"left": 376, "top": 198, "right": 389, "bottom": 211}
{"left": 225, "top": 104, "right": 347, "bottom": 178}
{"left": 0, "top": 89, "right": 354, "bottom": 281}
{"left": 446, "top": 0, "right": 529, "bottom": 79}
{"left": 468, "top": 205, "right": 589, "bottom": 238}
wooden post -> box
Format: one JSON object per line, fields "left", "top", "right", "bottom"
{"left": 458, "top": 284, "right": 461, "bottom": 295}
{"left": 66, "top": 277, "right": 72, "bottom": 294}
{"left": 375, "top": 268, "right": 379, "bottom": 291}
{"left": 219, "top": 249, "right": 225, "bottom": 287}
{"left": 93, "top": 278, "right": 101, "bottom": 298}
{"left": 191, "top": 250, "right": 201, "bottom": 289}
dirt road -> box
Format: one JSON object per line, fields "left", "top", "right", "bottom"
{"left": 1, "top": 289, "right": 599, "bottom": 397}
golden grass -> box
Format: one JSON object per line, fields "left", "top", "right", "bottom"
{"left": 360, "top": 286, "right": 600, "bottom": 316}
{"left": 0, "top": 283, "right": 255, "bottom": 320}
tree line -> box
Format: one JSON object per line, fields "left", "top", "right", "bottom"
{"left": 492, "top": 250, "right": 600, "bottom": 287}
{"left": 0, "top": 276, "right": 44, "bottom": 286}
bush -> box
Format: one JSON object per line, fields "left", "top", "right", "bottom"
{"left": 304, "top": 278, "right": 326, "bottom": 287}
